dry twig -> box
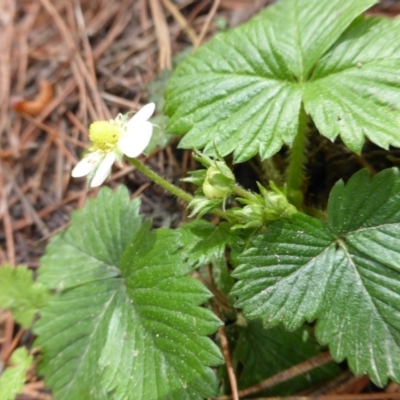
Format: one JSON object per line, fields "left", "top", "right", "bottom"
{"left": 149, "top": 0, "right": 172, "bottom": 70}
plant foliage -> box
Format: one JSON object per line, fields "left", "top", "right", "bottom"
{"left": 0, "top": 265, "right": 50, "bottom": 328}
{"left": 165, "top": 0, "right": 400, "bottom": 161}
{"left": 34, "top": 187, "right": 223, "bottom": 400}
{"left": 5, "top": 0, "right": 400, "bottom": 397}
{"left": 0, "top": 347, "right": 33, "bottom": 400}
{"left": 178, "top": 220, "right": 233, "bottom": 268}
{"left": 233, "top": 169, "right": 400, "bottom": 386}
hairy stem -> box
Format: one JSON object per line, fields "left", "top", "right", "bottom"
{"left": 129, "top": 157, "right": 231, "bottom": 220}
{"left": 233, "top": 184, "right": 257, "bottom": 202}
{"left": 128, "top": 157, "right": 194, "bottom": 203}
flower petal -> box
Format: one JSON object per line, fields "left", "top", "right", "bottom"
{"left": 90, "top": 152, "right": 116, "bottom": 187}
{"left": 71, "top": 152, "right": 102, "bottom": 177}
{"left": 118, "top": 121, "right": 153, "bottom": 158}
{"left": 127, "top": 102, "right": 155, "bottom": 127}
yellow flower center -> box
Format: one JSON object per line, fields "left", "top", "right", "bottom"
{"left": 89, "top": 121, "right": 121, "bottom": 151}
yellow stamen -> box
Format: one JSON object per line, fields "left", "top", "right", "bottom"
{"left": 89, "top": 121, "right": 121, "bottom": 150}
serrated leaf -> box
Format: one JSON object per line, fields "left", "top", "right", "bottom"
{"left": 34, "top": 186, "right": 223, "bottom": 400}
{"left": 232, "top": 214, "right": 337, "bottom": 329}
{"left": 328, "top": 169, "right": 400, "bottom": 271}
{"left": 265, "top": 0, "right": 378, "bottom": 79}
{"left": 165, "top": 34, "right": 303, "bottom": 162}
{"left": 233, "top": 321, "right": 340, "bottom": 395}
{"left": 38, "top": 186, "right": 142, "bottom": 290}
{"left": 0, "top": 265, "right": 50, "bottom": 328}
{"left": 165, "top": 0, "right": 379, "bottom": 162}
{"left": 0, "top": 347, "right": 33, "bottom": 400}
{"left": 179, "top": 220, "right": 233, "bottom": 268}
{"left": 232, "top": 168, "right": 400, "bottom": 386}
{"left": 303, "top": 16, "right": 400, "bottom": 153}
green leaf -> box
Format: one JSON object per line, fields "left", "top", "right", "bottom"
{"left": 328, "top": 169, "right": 400, "bottom": 270}
{"left": 303, "top": 16, "right": 400, "bottom": 153}
{"left": 165, "top": 0, "right": 379, "bottom": 162}
{"left": 233, "top": 321, "right": 340, "bottom": 395}
{"left": 34, "top": 186, "right": 223, "bottom": 400}
{"left": 265, "top": 0, "right": 378, "bottom": 79}
{"left": 232, "top": 214, "right": 336, "bottom": 329}
{"left": 179, "top": 220, "right": 233, "bottom": 268}
{"left": 0, "top": 347, "right": 33, "bottom": 400}
{"left": 165, "top": 24, "right": 303, "bottom": 162}
{"left": 232, "top": 168, "right": 400, "bottom": 386}
{"left": 0, "top": 265, "right": 50, "bottom": 328}
{"left": 38, "top": 186, "right": 143, "bottom": 290}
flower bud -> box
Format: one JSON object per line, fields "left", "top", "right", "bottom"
{"left": 202, "top": 165, "right": 234, "bottom": 200}
{"left": 260, "top": 182, "right": 297, "bottom": 221}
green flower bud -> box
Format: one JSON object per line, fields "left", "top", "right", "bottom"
{"left": 203, "top": 182, "right": 225, "bottom": 200}
{"left": 260, "top": 182, "right": 297, "bottom": 221}
{"left": 203, "top": 167, "right": 226, "bottom": 199}
{"left": 202, "top": 165, "right": 234, "bottom": 200}
{"left": 232, "top": 182, "right": 297, "bottom": 229}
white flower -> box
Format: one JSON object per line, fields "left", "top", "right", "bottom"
{"left": 72, "top": 102, "right": 155, "bottom": 187}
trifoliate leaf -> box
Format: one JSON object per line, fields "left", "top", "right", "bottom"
{"left": 233, "top": 321, "right": 340, "bottom": 395}
{"left": 0, "top": 265, "right": 50, "bottom": 328}
{"left": 165, "top": 0, "right": 381, "bottom": 162}
{"left": 232, "top": 168, "right": 400, "bottom": 386}
{"left": 0, "top": 347, "right": 33, "bottom": 400}
{"left": 34, "top": 186, "right": 223, "bottom": 400}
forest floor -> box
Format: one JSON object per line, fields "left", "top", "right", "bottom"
{"left": 1, "top": 0, "right": 400, "bottom": 399}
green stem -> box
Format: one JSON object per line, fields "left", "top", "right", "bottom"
{"left": 286, "top": 106, "right": 308, "bottom": 209}
{"left": 233, "top": 184, "right": 257, "bottom": 202}
{"left": 129, "top": 158, "right": 193, "bottom": 203}
{"left": 129, "top": 157, "right": 232, "bottom": 220}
